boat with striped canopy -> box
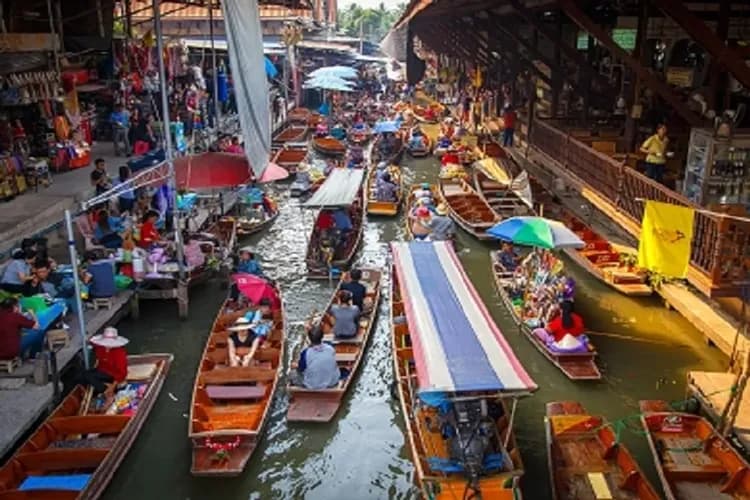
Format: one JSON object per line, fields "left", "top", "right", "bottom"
{"left": 391, "top": 241, "right": 536, "bottom": 500}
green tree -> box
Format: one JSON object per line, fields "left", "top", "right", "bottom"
{"left": 337, "top": 3, "right": 406, "bottom": 43}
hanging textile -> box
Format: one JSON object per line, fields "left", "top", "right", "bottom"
{"left": 221, "top": 0, "right": 271, "bottom": 178}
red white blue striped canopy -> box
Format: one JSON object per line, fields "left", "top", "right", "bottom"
{"left": 391, "top": 242, "right": 537, "bottom": 397}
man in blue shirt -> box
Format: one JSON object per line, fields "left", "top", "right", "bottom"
{"left": 110, "top": 104, "right": 131, "bottom": 156}
{"left": 291, "top": 325, "right": 340, "bottom": 389}
{"left": 341, "top": 269, "right": 367, "bottom": 311}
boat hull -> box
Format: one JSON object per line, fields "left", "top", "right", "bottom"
{"left": 312, "top": 138, "right": 346, "bottom": 157}
{"left": 272, "top": 125, "right": 308, "bottom": 145}
{"left": 366, "top": 166, "right": 402, "bottom": 217}
{"left": 439, "top": 177, "right": 499, "bottom": 240}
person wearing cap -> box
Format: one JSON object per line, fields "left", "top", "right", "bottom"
{"left": 227, "top": 316, "right": 263, "bottom": 367}
{"left": 331, "top": 290, "right": 360, "bottom": 339}
{"left": 90, "top": 326, "right": 129, "bottom": 385}
{"left": 428, "top": 203, "right": 455, "bottom": 241}
{"left": 237, "top": 247, "right": 263, "bottom": 277}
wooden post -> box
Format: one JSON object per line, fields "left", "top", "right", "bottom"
{"left": 709, "top": 0, "right": 730, "bottom": 111}
{"left": 177, "top": 280, "right": 189, "bottom": 319}
{"left": 551, "top": 13, "right": 563, "bottom": 119}
{"left": 583, "top": 35, "right": 594, "bottom": 121}
{"left": 624, "top": 0, "right": 648, "bottom": 152}
{"left": 55, "top": 0, "right": 63, "bottom": 47}
{"left": 719, "top": 350, "right": 750, "bottom": 437}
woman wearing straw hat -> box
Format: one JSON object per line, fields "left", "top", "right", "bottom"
{"left": 227, "top": 317, "right": 262, "bottom": 367}
{"left": 90, "top": 326, "right": 130, "bottom": 386}
{"left": 428, "top": 203, "right": 455, "bottom": 241}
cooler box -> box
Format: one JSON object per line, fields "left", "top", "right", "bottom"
{"left": 88, "top": 260, "right": 116, "bottom": 298}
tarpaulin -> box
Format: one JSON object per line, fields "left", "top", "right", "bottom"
{"left": 221, "top": 0, "right": 270, "bottom": 179}
{"left": 303, "top": 168, "right": 364, "bottom": 208}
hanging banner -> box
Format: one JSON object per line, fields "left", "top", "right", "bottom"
{"left": 221, "top": 0, "right": 270, "bottom": 178}
{"left": 637, "top": 200, "right": 695, "bottom": 279}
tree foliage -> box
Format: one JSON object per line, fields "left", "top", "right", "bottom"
{"left": 337, "top": 2, "right": 406, "bottom": 43}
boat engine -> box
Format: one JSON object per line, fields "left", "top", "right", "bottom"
{"left": 440, "top": 399, "right": 495, "bottom": 494}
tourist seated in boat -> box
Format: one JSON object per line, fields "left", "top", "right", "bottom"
{"left": 497, "top": 243, "right": 520, "bottom": 271}
{"left": 375, "top": 172, "right": 399, "bottom": 202}
{"left": 0, "top": 297, "right": 38, "bottom": 361}
{"left": 332, "top": 208, "right": 353, "bottom": 236}
{"left": 138, "top": 210, "right": 162, "bottom": 248}
{"left": 413, "top": 183, "right": 434, "bottom": 207}
{"left": 237, "top": 247, "right": 263, "bottom": 277}
{"left": 227, "top": 317, "right": 263, "bottom": 367}
{"left": 21, "top": 259, "right": 53, "bottom": 297}
{"left": 341, "top": 269, "right": 368, "bottom": 312}
{"left": 410, "top": 206, "right": 432, "bottom": 240}
{"left": 331, "top": 290, "right": 360, "bottom": 339}
{"left": 182, "top": 232, "right": 205, "bottom": 269}
{"left": 226, "top": 136, "right": 244, "bottom": 154}
{"left": 243, "top": 297, "right": 274, "bottom": 337}
{"left": 409, "top": 130, "right": 425, "bottom": 149}
{"left": 290, "top": 324, "right": 340, "bottom": 389}
{"left": 331, "top": 124, "right": 346, "bottom": 140}
{"left": 427, "top": 204, "right": 455, "bottom": 241}
{"left": 533, "top": 300, "right": 589, "bottom": 353}
{"left": 1, "top": 248, "right": 37, "bottom": 294}
{"left": 88, "top": 326, "right": 130, "bottom": 391}
{"left": 315, "top": 122, "right": 328, "bottom": 137}
{"left": 94, "top": 209, "right": 125, "bottom": 249}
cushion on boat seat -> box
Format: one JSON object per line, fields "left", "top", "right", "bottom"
{"left": 20, "top": 474, "right": 91, "bottom": 491}
{"left": 127, "top": 363, "right": 158, "bottom": 381}
{"left": 206, "top": 384, "right": 266, "bottom": 400}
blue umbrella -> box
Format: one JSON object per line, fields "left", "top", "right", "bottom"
{"left": 373, "top": 121, "right": 400, "bottom": 134}
{"left": 304, "top": 75, "right": 355, "bottom": 92}
{"left": 264, "top": 57, "right": 278, "bottom": 78}
{"left": 309, "top": 65, "right": 358, "bottom": 80}
{"left": 486, "top": 216, "right": 585, "bottom": 249}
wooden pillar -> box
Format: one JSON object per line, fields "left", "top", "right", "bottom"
{"left": 125, "top": 0, "right": 133, "bottom": 39}
{"left": 624, "top": 0, "right": 649, "bottom": 151}
{"left": 583, "top": 35, "right": 595, "bottom": 120}
{"left": 551, "top": 13, "right": 563, "bottom": 118}
{"left": 709, "top": 0, "right": 730, "bottom": 111}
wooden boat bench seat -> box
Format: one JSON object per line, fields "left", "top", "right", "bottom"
{"left": 205, "top": 384, "right": 266, "bottom": 400}
{"left": 199, "top": 367, "right": 277, "bottom": 385}
{"left": 323, "top": 332, "right": 365, "bottom": 344}
{"left": 48, "top": 415, "right": 130, "bottom": 436}
{"left": 16, "top": 448, "right": 108, "bottom": 472}
{"left": 335, "top": 352, "right": 357, "bottom": 363}
{"left": 50, "top": 437, "right": 116, "bottom": 450}
{"left": 18, "top": 473, "right": 91, "bottom": 492}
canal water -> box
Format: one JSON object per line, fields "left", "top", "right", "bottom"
{"left": 105, "top": 152, "right": 728, "bottom": 499}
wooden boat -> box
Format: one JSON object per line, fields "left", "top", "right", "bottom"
{"left": 639, "top": 399, "right": 750, "bottom": 499}
{"left": 372, "top": 133, "right": 405, "bottom": 166}
{"left": 404, "top": 183, "right": 439, "bottom": 240}
{"left": 312, "top": 137, "right": 346, "bottom": 157}
{"left": 490, "top": 253, "right": 601, "bottom": 380}
{"left": 0, "top": 354, "right": 172, "bottom": 499}
{"left": 478, "top": 138, "right": 507, "bottom": 159}
{"left": 473, "top": 169, "right": 534, "bottom": 219}
{"left": 272, "top": 125, "right": 307, "bottom": 145}
{"left": 366, "top": 165, "right": 402, "bottom": 216}
{"left": 439, "top": 177, "right": 500, "bottom": 240}
{"left": 391, "top": 241, "right": 535, "bottom": 499}
{"left": 287, "top": 269, "right": 381, "bottom": 422}
{"left": 287, "top": 107, "right": 311, "bottom": 124}
{"left": 235, "top": 198, "right": 280, "bottom": 237}
{"left": 545, "top": 401, "right": 659, "bottom": 500}
{"left": 406, "top": 133, "right": 432, "bottom": 158}
{"left": 272, "top": 145, "right": 308, "bottom": 174}
{"left": 188, "top": 289, "right": 285, "bottom": 476}
{"left": 305, "top": 200, "right": 364, "bottom": 279}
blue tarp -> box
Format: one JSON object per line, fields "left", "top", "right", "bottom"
{"left": 265, "top": 57, "right": 278, "bottom": 78}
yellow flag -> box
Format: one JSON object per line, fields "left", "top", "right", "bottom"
{"left": 637, "top": 200, "right": 694, "bottom": 278}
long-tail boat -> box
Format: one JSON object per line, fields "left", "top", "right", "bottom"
{"left": 304, "top": 168, "right": 365, "bottom": 279}
{"left": 639, "top": 399, "right": 750, "bottom": 499}
{"left": 545, "top": 401, "right": 659, "bottom": 500}
{"left": 286, "top": 269, "right": 381, "bottom": 422}
{"left": 272, "top": 145, "right": 308, "bottom": 174}
{"left": 188, "top": 283, "right": 285, "bottom": 477}
{"left": 439, "top": 177, "right": 500, "bottom": 240}
{"left": 0, "top": 354, "right": 172, "bottom": 499}
{"left": 235, "top": 197, "right": 280, "bottom": 237}
{"left": 372, "top": 133, "right": 405, "bottom": 166}
{"left": 312, "top": 137, "right": 346, "bottom": 157}
{"left": 287, "top": 107, "right": 311, "bottom": 124}
{"left": 366, "top": 165, "right": 402, "bottom": 216}
{"left": 490, "top": 253, "right": 601, "bottom": 380}
{"left": 391, "top": 241, "right": 537, "bottom": 499}
{"left": 406, "top": 133, "right": 432, "bottom": 158}
{"left": 272, "top": 124, "right": 308, "bottom": 146}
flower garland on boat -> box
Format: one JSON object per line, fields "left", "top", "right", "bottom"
{"left": 205, "top": 436, "right": 241, "bottom": 462}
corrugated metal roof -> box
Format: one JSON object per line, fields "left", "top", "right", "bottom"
{"left": 130, "top": 2, "right": 311, "bottom": 19}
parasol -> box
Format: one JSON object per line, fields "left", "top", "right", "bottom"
{"left": 486, "top": 216, "right": 585, "bottom": 249}
{"left": 258, "top": 162, "right": 289, "bottom": 183}
{"left": 304, "top": 75, "right": 356, "bottom": 92}
{"left": 232, "top": 273, "right": 280, "bottom": 308}
{"left": 373, "top": 121, "right": 400, "bottom": 134}
{"left": 308, "top": 65, "right": 358, "bottom": 80}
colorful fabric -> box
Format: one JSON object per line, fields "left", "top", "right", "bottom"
{"left": 391, "top": 242, "right": 536, "bottom": 397}
{"left": 637, "top": 200, "right": 694, "bottom": 279}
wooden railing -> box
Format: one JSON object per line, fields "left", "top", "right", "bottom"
{"left": 529, "top": 119, "right": 750, "bottom": 298}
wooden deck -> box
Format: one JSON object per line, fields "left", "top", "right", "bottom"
{"left": 687, "top": 371, "right": 750, "bottom": 451}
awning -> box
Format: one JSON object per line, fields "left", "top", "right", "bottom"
{"left": 174, "top": 152, "right": 252, "bottom": 189}
{"left": 303, "top": 168, "right": 364, "bottom": 208}
{"left": 391, "top": 242, "right": 537, "bottom": 400}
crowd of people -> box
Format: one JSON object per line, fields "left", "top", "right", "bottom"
{"left": 407, "top": 184, "right": 456, "bottom": 241}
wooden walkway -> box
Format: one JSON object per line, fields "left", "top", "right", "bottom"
{"left": 687, "top": 370, "right": 750, "bottom": 450}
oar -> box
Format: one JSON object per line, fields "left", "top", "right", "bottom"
{"left": 587, "top": 330, "right": 678, "bottom": 346}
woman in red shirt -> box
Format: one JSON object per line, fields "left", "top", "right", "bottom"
{"left": 545, "top": 300, "right": 585, "bottom": 342}
{"left": 0, "top": 298, "right": 38, "bottom": 361}
{"left": 90, "top": 326, "right": 129, "bottom": 384}
{"left": 138, "top": 210, "right": 161, "bottom": 248}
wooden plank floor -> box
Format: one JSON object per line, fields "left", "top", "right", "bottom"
{"left": 687, "top": 371, "right": 750, "bottom": 451}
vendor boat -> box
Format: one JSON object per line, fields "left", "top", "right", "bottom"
{"left": 272, "top": 145, "right": 308, "bottom": 174}
{"left": 286, "top": 269, "right": 381, "bottom": 422}
{"left": 639, "top": 399, "right": 750, "bottom": 500}
{"left": 347, "top": 125, "right": 372, "bottom": 145}
{"left": 490, "top": 253, "right": 601, "bottom": 380}
{"left": 303, "top": 169, "right": 365, "bottom": 279}
{"left": 287, "top": 107, "right": 311, "bottom": 124}
{"left": 391, "top": 241, "right": 536, "bottom": 500}
{"left": 0, "top": 354, "right": 172, "bottom": 499}
{"left": 188, "top": 285, "right": 285, "bottom": 477}
{"left": 272, "top": 125, "right": 308, "bottom": 145}
{"left": 406, "top": 133, "right": 432, "bottom": 158}
{"left": 545, "top": 401, "right": 659, "bottom": 500}
{"left": 412, "top": 104, "right": 439, "bottom": 124}
{"left": 236, "top": 197, "right": 280, "bottom": 237}
{"left": 439, "top": 177, "right": 500, "bottom": 240}
{"left": 473, "top": 169, "right": 534, "bottom": 219}
{"left": 372, "top": 133, "right": 405, "bottom": 166}
{"left": 366, "top": 165, "right": 402, "bottom": 216}
{"left": 312, "top": 137, "right": 346, "bottom": 157}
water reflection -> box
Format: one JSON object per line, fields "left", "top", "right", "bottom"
{"left": 104, "top": 152, "right": 727, "bottom": 500}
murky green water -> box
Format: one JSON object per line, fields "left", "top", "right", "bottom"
{"left": 104, "top": 153, "right": 728, "bottom": 499}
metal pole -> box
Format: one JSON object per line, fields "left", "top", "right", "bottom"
{"left": 209, "top": 0, "right": 220, "bottom": 129}
{"left": 64, "top": 210, "right": 90, "bottom": 369}
{"left": 46, "top": 0, "right": 61, "bottom": 76}
{"left": 153, "top": 0, "right": 185, "bottom": 279}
